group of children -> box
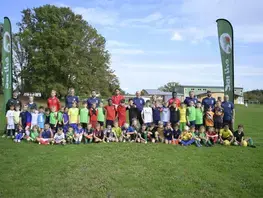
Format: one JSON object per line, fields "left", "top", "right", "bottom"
{"left": 4, "top": 97, "right": 255, "bottom": 148}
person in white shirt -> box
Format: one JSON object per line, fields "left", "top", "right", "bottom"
{"left": 31, "top": 107, "right": 39, "bottom": 129}
{"left": 6, "top": 104, "right": 15, "bottom": 138}
{"left": 53, "top": 128, "right": 66, "bottom": 145}
{"left": 161, "top": 102, "right": 170, "bottom": 127}
{"left": 141, "top": 100, "right": 153, "bottom": 127}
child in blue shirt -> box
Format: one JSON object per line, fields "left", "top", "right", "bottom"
{"left": 37, "top": 106, "right": 45, "bottom": 131}
{"left": 74, "top": 124, "right": 84, "bottom": 144}
{"left": 152, "top": 101, "right": 162, "bottom": 126}
{"left": 164, "top": 122, "right": 173, "bottom": 144}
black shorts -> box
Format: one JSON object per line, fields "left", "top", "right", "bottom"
{"left": 195, "top": 124, "right": 203, "bottom": 130}
{"left": 106, "top": 120, "right": 114, "bottom": 127}
{"left": 214, "top": 122, "right": 223, "bottom": 129}
{"left": 50, "top": 124, "right": 56, "bottom": 130}
{"left": 81, "top": 123, "right": 87, "bottom": 129}
{"left": 98, "top": 121, "right": 104, "bottom": 127}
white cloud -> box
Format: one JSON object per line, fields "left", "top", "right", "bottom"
{"left": 171, "top": 32, "right": 183, "bottom": 41}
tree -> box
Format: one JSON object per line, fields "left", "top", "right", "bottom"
{"left": 158, "top": 82, "right": 180, "bottom": 92}
{"left": 16, "top": 5, "right": 120, "bottom": 98}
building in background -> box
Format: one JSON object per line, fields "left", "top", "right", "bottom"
{"left": 174, "top": 85, "right": 244, "bottom": 104}
{"left": 142, "top": 89, "right": 184, "bottom": 103}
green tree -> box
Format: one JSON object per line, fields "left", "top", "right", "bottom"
{"left": 158, "top": 82, "right": 180, "bottom": 92}
{"left": 16, "top": 5, "right": 120, "bottom": 98}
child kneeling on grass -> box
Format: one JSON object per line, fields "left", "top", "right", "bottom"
{"left": 156, "top": 121, "right": 165, "bottom": 143}
{"left": 199, "top": 126, "right": 212, "bottom": 147}
{"left": 233, "top": 124, "right": 256, "bottom": 148}
{"left": 37, "top": 124, "right": 53, "bottom": 145}
{"left": 74, "top": 124, "right": 84, "bottom": 144}
{"left": 84, "top": 124, "right": 94, "bottom": 144}
{"left": 93, "top": 123, "right": 104, "bottom": 143}
{"left": 147, "top": 123, "right": 158, "bottom": 143}
{"left": 53, "top": 127, "right": 66, "bottom": 145}
{"left": 164, "top": 122, "right": 173, "bottom": 144}
{"left": 179, "top": 126, "right": 195, "bottom": 146}
{"left": 219, "top": 124, "right": 234, "bottom": 145}
{"left": 14, "top": 125, "right": 24, "bottom": 143}
{"left": 66, "top": 126, "right": 74, "bottom": 144}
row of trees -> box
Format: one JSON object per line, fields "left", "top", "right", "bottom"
{"left": 244, "top": 90, "right": 263, "bottom": 103}
{"left": 1, "top": 5, "right": 122, "bottom": 98}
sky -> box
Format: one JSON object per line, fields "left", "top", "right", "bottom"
{"left": 1, "top": 0, "right": 263, "bottom": 93}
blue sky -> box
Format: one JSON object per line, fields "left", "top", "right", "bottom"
{"left": 1, "top": 0, "right": 263, "bottom": 93}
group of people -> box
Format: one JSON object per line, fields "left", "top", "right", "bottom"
{"left": 3, "top": 88, "right": 256, "bottom": 147}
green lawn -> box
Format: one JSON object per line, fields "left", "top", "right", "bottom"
{"left": 0, "top": 102, "right": 263, "bottom": 197}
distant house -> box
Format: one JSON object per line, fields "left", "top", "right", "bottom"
{"left": 174, "top": 85, "right": 244, "bottom": 104}
{"left": 142, "top": 89, "right": 184, "bottom": 102}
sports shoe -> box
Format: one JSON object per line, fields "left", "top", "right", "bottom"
{"left": 7, "top": 136, "right": 11, "bottom": 139}
{"left": 250, "top": 145, "right": 256, "bottom": 148}
{"left": 17, "top": 140, "right": 21, "bottom": 143}
{"left": 2, "top": 134, "right": 6, "bottom": 138}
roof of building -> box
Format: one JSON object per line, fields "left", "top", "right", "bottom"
{"left": 178, "top": 85, "right": 243, "bottom": 89}
{"left": 142, "top": 89, "right": 184, "bottom": 96}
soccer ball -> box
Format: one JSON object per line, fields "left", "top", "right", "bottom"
{"left": 242, "top": 141, "right": 248, "bottom": 147}
{"left": 224, "top": 140, "right": 230, "bottom": 146}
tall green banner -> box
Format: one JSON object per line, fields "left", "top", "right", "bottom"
{"left": 216, "top": 19, "right": 234, "bottom": 103}
{"left": 1, "top": 17, "right": 12, "bottom": 113}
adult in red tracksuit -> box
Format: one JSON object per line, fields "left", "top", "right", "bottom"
{"left": 47, "top": 90, "right": 61, "bottom": 112}
{"left": 111, "top": 88, "right": 124, "bottom": 108}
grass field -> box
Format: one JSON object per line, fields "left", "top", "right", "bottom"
{"left": 0, "top": 100, "right": 263, "bottom": 197}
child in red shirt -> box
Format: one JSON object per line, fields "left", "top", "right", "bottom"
{"left": 206, "top": 126, "right": 218, "bottom": 144}
{"left": 117, "top": 99, "right": 127, "bottom": 127}
{"left": 104, "top": 99, "right": 116, "bottom": 127}
{"left": 89, "top": 103, "right": 98, "bottom": 128}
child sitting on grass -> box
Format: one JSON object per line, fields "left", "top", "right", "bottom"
{"left": 37, "top": 124, "right": 53, "bottom": 145}
{"left": 147, "top": 123, "right": 158, "bottom": 143}
{"left": 74, "top": 124, "right": 84, "bottom": 144}
{"left": 66, "top": 126, "right": 74, "bottom": 144}
{"left": 84, "top": 124, "right": 94, "bottom": 144}
{"left": 206, "top": 127, "right": 218, "bottom": 144}
{"left": 219, "top": 124, "right": 234, "bottom": 145}
{"left": 53, "top": 127, "right": 66, "bottom": 145}
{"left": 26, "top": 125, "right": 39, "bottom": 142}
{"left": 104, "top": 125, "right": 117, "bottom": 142}
{"left": 112, "top": 121, "right": 122, "bottom": 142}
{"left": 179, "top": 126, "right": 195, "bottom": 146}
{"left": 172, "top": 124, "right": 181, "bottom": 145}
{"left": 122, "top": 123, "right": 137, "bottom": 142}
{"left": 199, "top": 126, "right": 212, "bottom": 147}
{"left": 136, "top": 124, "right": 148, "bottom": 143}
{"left": 93, "top": 123, "right": 104, "bottom": 143}
{"left": 190, "top": 126, "right": 202, "bottom": 147}
{"left": 233, "top": 124, "right": 256, "bottom": 148}
{"left": 14, "top": 125, "right": 24, "bottom": 143}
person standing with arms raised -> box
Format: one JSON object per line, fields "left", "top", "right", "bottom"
{"left": 87, "top": 90, "right": 101, "bottom": 109}
{"left": 47, "top": 90, "right": 61, "bottom": 112}
{"left": 65, "top": 88, "right": 79, "bottom": 108}
{"left": 133, "top": 91, "right": 145, "bottom": 125}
